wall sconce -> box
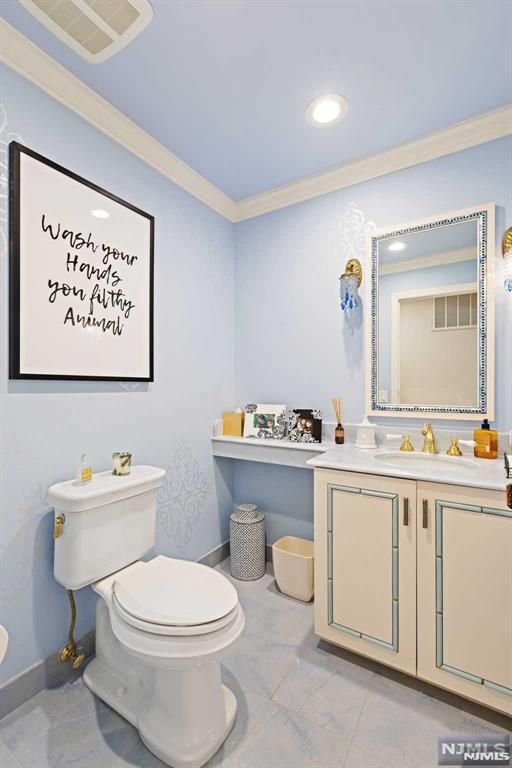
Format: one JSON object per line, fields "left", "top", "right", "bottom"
{"left": 339, "top": 258, "right": 362, "bottom": 316}
{"left": 503, "top": 227, "right": 512, "bottom": 293}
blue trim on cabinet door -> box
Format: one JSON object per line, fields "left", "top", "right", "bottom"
{"left": 435, "top": 500, "right": 512, "bottom": 697}
{"left": 327, "top": 484, "right": 399, "bottom": 652}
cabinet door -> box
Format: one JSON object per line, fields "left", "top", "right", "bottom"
{"left": 314, "top": 469, "right": 417, "bottom": 675}
{"left": 417, "top": 482, "right": 512, "bottom": 715}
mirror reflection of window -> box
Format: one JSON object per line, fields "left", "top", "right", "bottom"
{"left": 377, "top": 220, "right": 479, "bottom": 408}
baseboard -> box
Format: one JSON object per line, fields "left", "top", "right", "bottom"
{"left": 0, "top": 629, "right": 95, "bottom": 720}
{"left": 0, "top": 540, "right": 273, "bottom": 719}
{"left": 197, "top": 539, "right": 231, "bottom": 568}
{"left": 199, "top": 540, "right": 274, "bottom": 566}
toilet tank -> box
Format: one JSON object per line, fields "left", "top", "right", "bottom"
{"left": 49, "top": 465, "right": 166, "bottom": 590}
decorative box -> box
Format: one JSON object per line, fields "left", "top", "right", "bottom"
{"left": 223, "top": 411, "right": 244, "bottom": 437}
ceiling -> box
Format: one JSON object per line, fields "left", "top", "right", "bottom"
{"left": 1, "top": 0, "right": 511, "bottom": 201}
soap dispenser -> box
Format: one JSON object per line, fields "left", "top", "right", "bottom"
{"left": 473, "top": 419, "right": 498, "bottom": 460}
{"left": 75, "top": 454, "right": 93, "bottom": 484}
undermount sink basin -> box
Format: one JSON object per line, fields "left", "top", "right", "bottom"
{"left": 374, "top": 452, "right": 477, "bottom": 474}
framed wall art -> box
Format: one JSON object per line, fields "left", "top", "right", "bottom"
{"left": 288, "top": 409, "right": 322, "bottom": 443}
{"left": 9, "top": 142, "right": 154, "bottom": 380}
{"left": 243, "top": 404, "right": 286, "bottom": 439}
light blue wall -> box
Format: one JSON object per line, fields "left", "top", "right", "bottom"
{"left": 233, "top": 136, "right": 512, "bottom": 541}
{"left": 0, "top": 66, "right": 236, "bottom": 685}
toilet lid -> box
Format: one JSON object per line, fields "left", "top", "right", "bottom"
{"left": 113, "top": 556, "right": 239, "bottom": 627}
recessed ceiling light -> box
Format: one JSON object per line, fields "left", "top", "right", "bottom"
{"left": 91, "top": 209, "right": 110, "bottom": 219}
{"left": 388, "top": 241, "right": 406, "bottom": 252}
{"left": 305, "top": 94, "right": 349, "bottom": 126}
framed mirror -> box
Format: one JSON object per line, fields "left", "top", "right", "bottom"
{"left": 367, "top": 204, "right": 494, "bottom": 420}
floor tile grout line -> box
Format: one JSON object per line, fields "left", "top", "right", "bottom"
{"left": 269, "top": 668, "right": 373, "bottom": 753}
{"left": 339, "top": 679, "right": 387, "bottom": 768}
{"left": 1, "top": 738, "right": 24, "bottom": 768}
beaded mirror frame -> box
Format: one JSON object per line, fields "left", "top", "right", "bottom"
{"left": 366, "top": 203, "right": 495, "bottom": 420}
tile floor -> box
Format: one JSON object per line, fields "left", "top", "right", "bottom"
{"left": 0, "top": 559, "right": 510, "bottom": 768}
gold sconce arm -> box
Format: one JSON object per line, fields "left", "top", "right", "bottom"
{"left": 502, "top": 227, "right": 512, "bottom": 257}
{"left": 340, "top": 258, "right": 363, "bottom": 286}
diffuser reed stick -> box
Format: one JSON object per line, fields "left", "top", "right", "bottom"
{"left": 331, "top": 397, "right": 344, "bottom": 445}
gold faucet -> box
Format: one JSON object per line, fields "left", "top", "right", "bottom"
{"left": 421, "top": 423, "right": 438, "bottom": 454}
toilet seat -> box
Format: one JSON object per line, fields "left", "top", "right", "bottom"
{"left": 110, "top": 556, "right": 239, "bottom": 637}
{"left": 112, "top": 595, "right": 240, "bottom": 636}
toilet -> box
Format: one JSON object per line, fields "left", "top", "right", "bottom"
{"left": 48, "top": 465, "right": 244, "bottom": 768}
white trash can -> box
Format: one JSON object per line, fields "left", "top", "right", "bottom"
{"left": 272, "top": 536, "right": 314, "bottom": 602}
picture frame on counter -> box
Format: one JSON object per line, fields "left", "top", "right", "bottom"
{"left": 243, "top": 404, "right": 286, "bottom": 440}
{"left": 288, "top": 409, "right": 322, "bottom": 443}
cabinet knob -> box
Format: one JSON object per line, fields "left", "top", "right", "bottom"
{"left": 422, "top": 500, "right": 428, "bottom": 529}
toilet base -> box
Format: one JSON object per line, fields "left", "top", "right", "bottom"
{"left": 84, "top": 659, "right": 237, "bottom": 768}
{"left": 83, "top": 600, "right": 239, "bottom": 768}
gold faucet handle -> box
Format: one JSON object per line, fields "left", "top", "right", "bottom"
{"left": 386, "top": 433, "right": 415, "bottom": 452}
{"left": 400, "top": 434, "right": 415, "bottom": 452}
{"left": 447, "top": 439, "right": 476, "bottom": 457}
{"left": 54, "top": 513, "right": 65, "bottom": 540}
{"left": 447, "top": 438, "right": 462, "bottom": 457}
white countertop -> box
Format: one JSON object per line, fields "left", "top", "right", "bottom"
{"left": 307, "top": 444, "right": 510, "bottom": 493}
{"left": 212, "top": 435, "right": 327, "bottom": 453}
{"left": 211, "top": 435, "right": 327, "bottom": 469}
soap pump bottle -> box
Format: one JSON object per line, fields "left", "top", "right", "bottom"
{"left": 473, "top": 419, "right": 498, "bottom": 460}
{"left": 76, "top": 454, "right": 93, "bottom": 484}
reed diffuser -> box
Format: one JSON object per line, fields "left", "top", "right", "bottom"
{"left": 331, "top": 397, "right": 344, "bottom": 445}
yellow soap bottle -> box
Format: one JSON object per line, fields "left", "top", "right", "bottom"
{"left": 473, "top": 419, "right": 498, "bottom": 460}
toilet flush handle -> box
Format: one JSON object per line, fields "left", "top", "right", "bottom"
{"left": 54, "top": 514, "right": 66, "bottom": 540}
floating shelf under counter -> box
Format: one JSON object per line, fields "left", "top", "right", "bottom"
{"left": 211, "top": 435, "right": 329, "bottom": 469}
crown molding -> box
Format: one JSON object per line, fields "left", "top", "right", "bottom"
{"left": 234, "top": 105, "right": 512, "bottom": 222}
{"left": 380, "top": 246, "right": 476, "bottom": 276}
{"left": 0, "top": 19, "right": 237, "bottom": 222}
{"left": 1, "top": 20, "right": 511, "bottom": 225}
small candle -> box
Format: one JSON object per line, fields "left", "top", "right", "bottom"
{"left": 112, "top": 452, "right": 132, "bottom": 476}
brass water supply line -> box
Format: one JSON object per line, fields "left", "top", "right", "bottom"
{"left": 54, "top": 513, "right": 85, "bottom": 669}
{"left": 58, "top": 590, "right": 85, "bottom": 670}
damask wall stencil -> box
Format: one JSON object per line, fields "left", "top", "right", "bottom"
{"left": 338, "top": 201, "right": 375, "bottom": 267}
{"left": 0, "top": 104, "right": 24, "bottom": 259}
{"left": 157, "top": 444, "right": 209, "bottom": 549}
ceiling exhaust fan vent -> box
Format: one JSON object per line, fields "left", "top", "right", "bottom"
{"left": 19, "top": 0, "right": 153, "bottom": 62}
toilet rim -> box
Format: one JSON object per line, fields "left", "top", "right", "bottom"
{"left": 111, "top": 593, "right": 241, "bottom": 636}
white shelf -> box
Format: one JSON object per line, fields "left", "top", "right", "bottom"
{"left": 211, "top": 435, "right": 329, "bottom": 469}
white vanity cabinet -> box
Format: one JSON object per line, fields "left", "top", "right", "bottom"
{"left": 417, "top": 481, "right": 512, "bottom": 714}
{"left": 314, "top": 468, "right": 512, "bottom": 715}
{"left": 314, "top": 468, "right": 417, "bottom": 675}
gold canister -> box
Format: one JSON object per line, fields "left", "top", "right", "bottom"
{"left": 112, "top": 452, "right": 132, "bottom": 476}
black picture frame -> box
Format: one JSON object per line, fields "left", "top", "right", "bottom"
{"left": 9, "top": 141, "right": 154, "bottom": 381}
{"left": 288, "top": 409, "right": 323, "bottom": 443}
